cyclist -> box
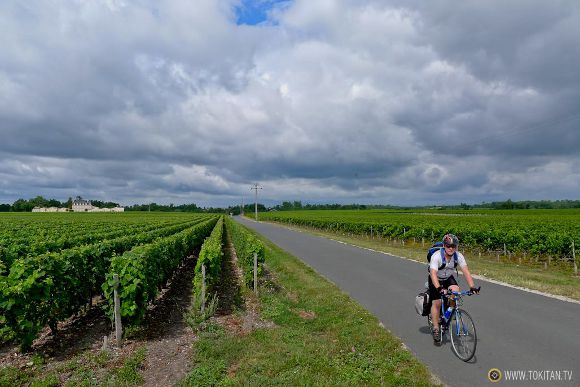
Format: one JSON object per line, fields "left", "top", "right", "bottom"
{"left": 429, "top": 233, "right": 479, "bottom": 344}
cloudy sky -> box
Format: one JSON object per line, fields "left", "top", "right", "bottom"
{"left": 1, "top": 0, "right": 579, "bottom": 207}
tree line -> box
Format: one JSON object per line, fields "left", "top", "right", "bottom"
{"left": 454, "top": 199, "right": 580, "bottom": 210}
{"left": 0, "top": 196, "right": 235, "bottom": 214}
{"left": 1, "top": 197, "right": 578, "bottom": 213}
{"left": 0, "top": 196, "right": 119, "bottom": 212}
{"left": 270, "top": 201, "right": 371, "bottom": 211}
{"left": 268, "top": 200, "right": 580, "bottom": 211}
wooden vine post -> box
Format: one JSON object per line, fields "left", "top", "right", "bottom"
{"left": 201, "top": 264, "right": 206, "bottom": 313}
{"left": 573, "top": 240, "right": 577, "bottom": 277}
{"left": 113, "top": 274, "right": 123, "bottom": 344}
{"left": 254, "top": 253, "right": 258, "bottom": 294}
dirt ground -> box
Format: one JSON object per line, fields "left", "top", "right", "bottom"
{"left": 136, "top": 255, "right": 198, "bottom": 387}
{"left": 214, "top": 237, "right": 275, "bottom": 337}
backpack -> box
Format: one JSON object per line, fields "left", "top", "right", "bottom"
{"left": 427, "top": 241, "right": 458, "bottom": 271}
{"left": 415, "top": 290, "right": 430, "bottom": 316}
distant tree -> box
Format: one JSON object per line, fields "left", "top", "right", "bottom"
{"left": 65, "top": 197, "right": 73, "bottom": 209}
{"left": 227, "top": 205, "right": 241, "bottom": 215}
{"left": 29, "top": 196, "right": 50, "bottom": 208}
{"left": 243, "top": 204, "right": 266, "bottom": 213}
{"left": 0, "top": 203, "right": 10, "bottom": 212}
{"left": 12, "top": 199, "right": 33, "bottom": 212}
{"left": 47, "top": 199, "right": 62, "bottom": 207}
{"left": 176, "top": 203, "right": 200, "bottom": 212}
{"left": 10, "top": 196, "right": 65, "bottom": 211}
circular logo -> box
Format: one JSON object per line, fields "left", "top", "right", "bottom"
{"left": 488, "top": 368, "right": 502, "bottom": 383}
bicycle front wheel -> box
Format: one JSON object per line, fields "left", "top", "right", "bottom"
{"left": 449, "top": 308, "right": 477, "bottom": 361}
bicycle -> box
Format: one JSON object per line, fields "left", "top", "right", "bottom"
{"left": 428, "top": 288, "right": 480, "bottom": 361}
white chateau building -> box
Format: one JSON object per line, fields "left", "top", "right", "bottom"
{"left": 33, "top": 199, "right": 124, "bottom": 212}
{"left": 32, "top": 207, "right": 69, "bottom": 212}
{"left": 72, "top": 199, "right": 124, "bottom": 212}
{"left": 72, "top": 199, "right": 93, "bottom": 212}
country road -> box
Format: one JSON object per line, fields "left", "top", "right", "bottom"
{"left": 235, "top": 216, "right": 580, "bottom": 386}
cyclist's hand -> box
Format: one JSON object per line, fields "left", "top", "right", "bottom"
{"left": 438, "top": 287, "right": 446, "bottom": 296}
{"left": 470, "top": 286, "right": 481, "bottom": 294}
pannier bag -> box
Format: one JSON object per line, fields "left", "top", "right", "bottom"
{"left": 415, "top": 291, "right": 430, "bottom": 316}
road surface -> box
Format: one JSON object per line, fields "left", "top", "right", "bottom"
{"left": 236, "top": 217, "right": 580, "bottom": 386}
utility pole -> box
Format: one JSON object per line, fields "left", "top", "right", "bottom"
{"left": 250, "top": 183, "right": 262, "bottom": 221}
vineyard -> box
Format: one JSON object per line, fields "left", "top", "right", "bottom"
{"left": 258, "top": 209, "right": 580, "bottom": 261}
{"left": 0, "top": 212, "right": 245, "bottom": 350}
{"left": 0, "top": 210, "right": 577, "bottom": 384}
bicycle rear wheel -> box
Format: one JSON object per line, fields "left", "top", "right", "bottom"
{"left": 449, "top": 308, "right": 477, "bottom": 361}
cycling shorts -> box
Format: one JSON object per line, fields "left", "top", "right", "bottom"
{"left": 428, "top": 275, "right": 458, "bottom": 301}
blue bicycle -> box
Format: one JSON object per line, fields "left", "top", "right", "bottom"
{"left": 428, "top": 288, "right": 479, "bottom": 361}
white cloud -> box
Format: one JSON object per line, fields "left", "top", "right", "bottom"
{"left": 0, "top": 0, "right": 578, "bottom": 206}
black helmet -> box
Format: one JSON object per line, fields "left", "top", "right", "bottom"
{"left": 443, "top": 233, "right": 459, "bottom": 246}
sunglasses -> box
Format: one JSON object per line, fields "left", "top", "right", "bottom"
{"left": 444, "top": 243, "right": 457, "bottom": 248}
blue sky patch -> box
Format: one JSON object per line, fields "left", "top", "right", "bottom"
{"left": 235, "top": 0, "right": 291, "bottom": 26}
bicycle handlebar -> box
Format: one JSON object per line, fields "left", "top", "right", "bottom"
{"left": 445, "top": 287, "right": 481, "bottom": 297}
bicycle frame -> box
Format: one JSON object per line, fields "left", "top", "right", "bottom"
{"left": 439, "top": 290, "right": 471, "bottom": 325}
{"left": 431, "top": 289, "right": 478, "bottom": 361}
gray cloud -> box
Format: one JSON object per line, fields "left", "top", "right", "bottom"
{"left": 0, "top": 0, "right": 578, "bottom": 206}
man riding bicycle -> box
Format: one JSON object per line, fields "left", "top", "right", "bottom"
{"left": 429, "top": 233, "right": 479, "bottom": 344}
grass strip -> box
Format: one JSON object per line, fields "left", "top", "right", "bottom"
{"left": 180, "top": 225, "right": 436, "bottom": 386}
{"left": 0, "top": 346, "right": 147, "bottom": 386}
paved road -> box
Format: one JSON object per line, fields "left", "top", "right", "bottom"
{"left": 236, "top": 217, "right": 580, "bottom": 386}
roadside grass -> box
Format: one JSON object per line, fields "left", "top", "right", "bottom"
{"left": 272, "top": 223, "right": 580, "bottom": 301}
{"left": 0, "top": 346, "right": 147, "bottom": 386}
{"left": 0, "top": 366, "right": 31, "bottom": 387}
{"left": 180, "top": 231, "right": 436, "bottom": 386}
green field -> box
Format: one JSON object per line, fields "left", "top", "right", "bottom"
{"left": 257, "top": 208, "right": 580, "bottom": 300}
{"left": 259, "top": 209, "right": 580, "bottom": 260}
{"left": 0, "top": 214, "right": 437, "bottom": 386}
{"left": 0, "top": 212, "right": 215, "bottom": 268}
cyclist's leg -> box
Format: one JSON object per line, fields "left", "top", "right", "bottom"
{"left": 447, "top": 275, "right": 460, "bottom": 292}
{"left": 447, "top": 276, "right": 460, "bottom": 307}
{"left": 431, "top": 299, "right": 441, "bottom": 327}
{"left": 427, "top": 276, "right": 440, "bottom": 319}
{"left": 428, "top": 275, "right": 442, "bottom": 341}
